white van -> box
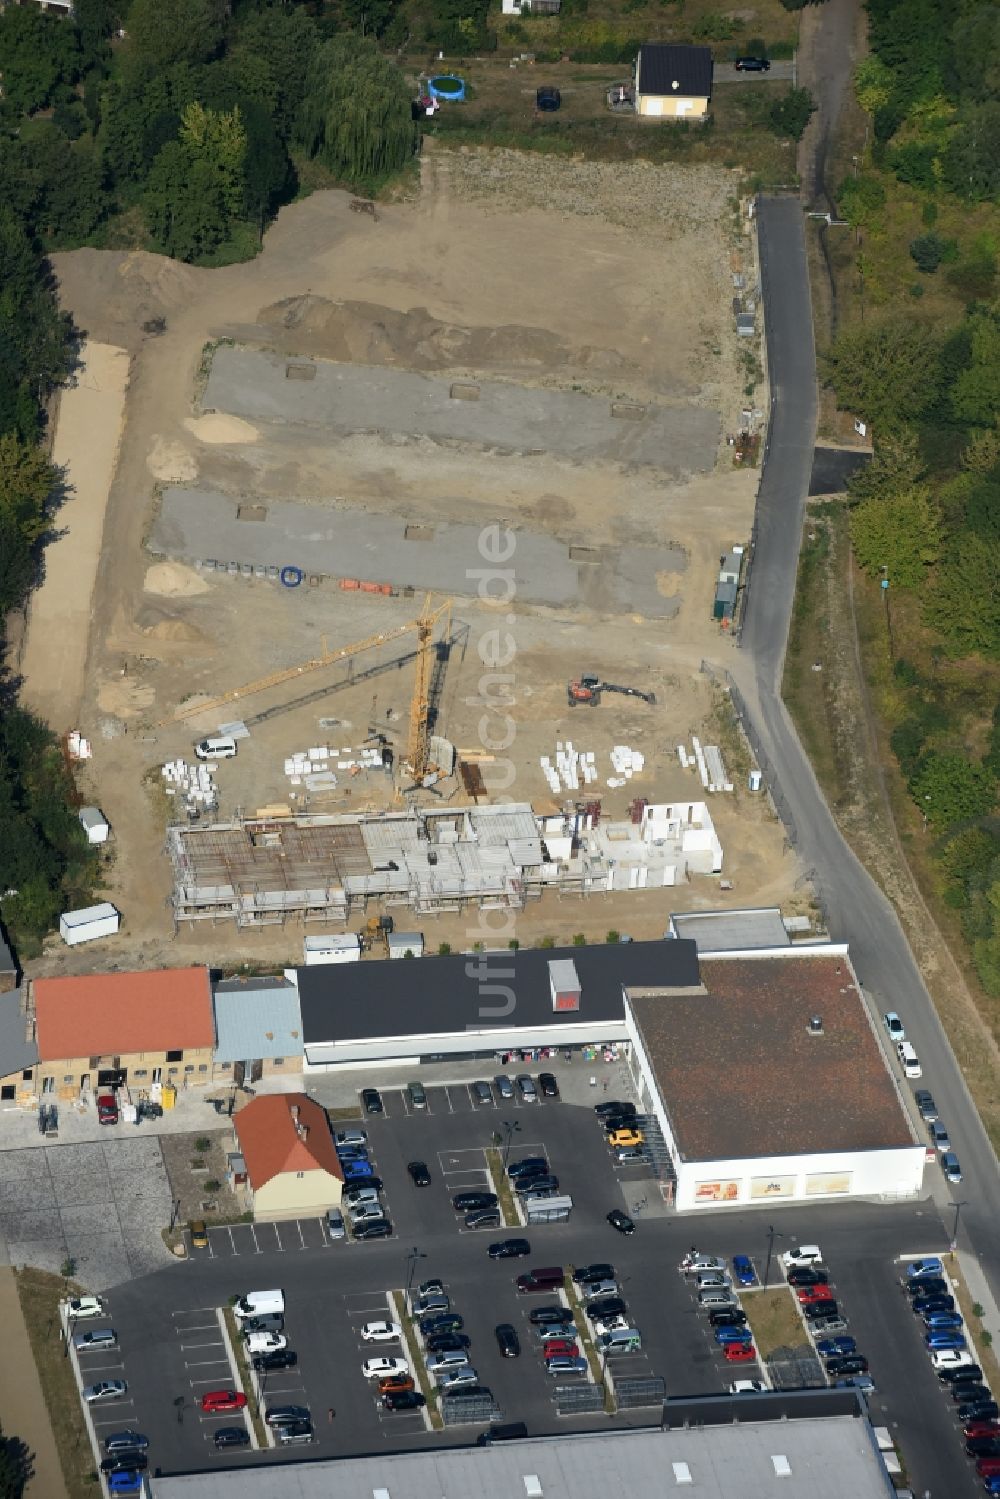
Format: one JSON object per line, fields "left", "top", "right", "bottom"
{"left": 896, "top": 1041, "right": 922, "bottom": 1078}
{"left": 195, "top": 735, "right": 238, "bottom": 761}
{"left": 234, "top": 1290, "right": 284, "bottom": 1324}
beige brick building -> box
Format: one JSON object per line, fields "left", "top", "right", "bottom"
{"left": 232, "top": 1094, "right": 343, "bottom": 1222}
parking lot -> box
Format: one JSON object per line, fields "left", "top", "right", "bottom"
{"left": 66, "top": 1081, "right": 975, "bottom": 1494}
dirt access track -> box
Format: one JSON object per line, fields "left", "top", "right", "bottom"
{"left": 26, "top": 147, "right": 795, "bottom": 966}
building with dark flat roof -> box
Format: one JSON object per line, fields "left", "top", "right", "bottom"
{"left": 296, "top": 939, "right": 701, "bottom": 1067}
{"left": 635, "top": 43, "right": 713, "bottom": 119}
{"left": 623, "top": 947, "right": 924, "bottom": 1210}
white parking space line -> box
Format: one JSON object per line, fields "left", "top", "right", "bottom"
{"left": 295, "top": 1220, "right": 306, "bottom": 1250}
{"left": 438, "top": 1148, "right": 488, "bottom": 1174}
{"left": 176, "top": 1321, "right": 219, "bottom": 1334}
{"left": 185, "top": 1358, "right": 229, "bottom": 1369}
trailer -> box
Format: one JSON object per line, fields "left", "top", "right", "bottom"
{"left": 524, "top": 1194, "right": 573, "bottom": 1224}
{"left": 59, "top": 902, "right": 120, "bottom": 946}
{"left": 78, "top": 806, "right": 111, "bottom": 844}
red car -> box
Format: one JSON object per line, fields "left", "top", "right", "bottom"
{"left": 201, "top": 1390, "right": 247, "bottom": 1413}
{"left": 97, "top": 1095, "right": 119, "bottom": 1125}
{"left": 724, "top": 1343, "right": 757, "bottom": 1363}
{"left": 977, "top": 1457, "right": 1000, "bottom": 1478}
{"left": 543, "top": 1339, "right": 579, "bottom": 1359}
{"left": 797, "top": 1285, "right": 832, "bottom": 1304}
{"left": 965, "top": 1420, "right": 1000, "bottom": 1439}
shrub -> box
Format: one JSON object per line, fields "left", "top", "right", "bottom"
{"left": 195, "top": 1136, "right": 212, "bottom": 1153}
{"left": 768, "top": 87, "right": 815, "bottom": 141}
{"left": 438, "top": 941, "right": 452, "bottom": 955}
{"left": 572, "top": 932, "right": 586, "bottom": 946}
{"left": 605, "top": 929, "right": 620, "bottom": 944}
{"left": 909, "top": 232, "right": 948, "bottom": 274}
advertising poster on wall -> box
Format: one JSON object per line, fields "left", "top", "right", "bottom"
{"left": 750, "top": 1175, "right": 796, "bottom": 1200}
{"left": 694, "top": 1179, "right": 741, "bottom": 1203}
{"left": 805, "top": 1171, "right": 852, "bottom": 1196}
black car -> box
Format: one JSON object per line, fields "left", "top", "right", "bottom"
{"left": 214, "top": 1427, "right": 251, "bottom": 1450}
{"left": 408, "top": 1160, "right": 431, "bottom": 1186}
{"left": 420, "top": 1312, "right": 464, "bottom": 1336}
{"left": 803, "top": 1300, "right": 838, "bottom": 1321}
{"left": 466, "top": 1208, "right": 501, "bottom": 1229}
{"left": 384, "top": 1390, "right": 426, "bottom": 1411}
{"left": 939, "top": 1364, "right": 983, "bottom": 1384}
{"left": 825, "top": 1354, "right": 868, "bottom": 1376}
{"left": 912, "top": 1295, "right": 954, "bottom": 1315}
{"left": 709, "top": 1309, "right": 748, "bottom": 1329}
{"left": 958, "top": 1400, "right": 999, "bottom": 1423}
{"left": 515, "top": 1175, "right": 558, "bottom": 1196}
{"left": 787, "top": 1268, "right": 829, "bottom": 1287}
{"left": 253, "top": 1349, "right": 298, "bottom": 1372}
{"left": 489, "top": 1238, "right": 531, "bottom": 1259}
{"left": 734, "top": 55, "right": 770, "bottom": 70}
{"left": 966, "top": 1437, "right": 1000, "bottom": 1457}
{"left": 535, "top": 86, "right": 561, "bottom": 111}
{"left": 906, "top": 1276, "right": 947, "bottom": 1298}
{"left": 425, "top": 1332, "right": 471, "bottom": 1354}
{"left": 954, "top": 1384, "right": 994, "bottom": 1405}
{"left": 914, "top": 1088, "right": 939, "bottom": 1121}
{"left": 594, "top": 1100, "right": 636, "bottom": 1119}
{"left": 362, "top": 1088, "right": 384, "bottom": 1115}
{"left": 344, "top": 1177, "right": 384, "bottom": 1199}
{"left": 101, "top": 1455, "right": 149, "bottom": 1474}
{"left": 355, "top": 1218, "right": 392, "bottom": 1240}
{"left": 529, "top": 1306, "right": 575, "bottom": 1326}
{"left": 586, "top": 1296, "right": 627, "bottom": 1320}
{"left": 607, "top": 1209, "right": 635, "bottom": 1235}
{"left": 452, "top": 1191, "right": 498, "bottom": 1212}
{"left": 573, "top": 1263, "right": 615, "bottom": 1285}
{"left": 508, "top": 1158, "right": 548, "bottom": 1180}
{"left": 495, "top": 1323, "right": 520, "bottom": 1358}
{"left": 538, "top": 1073, "right": 560, "bottom": 1098}
{"left": 265, "top": 1405, "right": 311, "bottom": 1427}
{"left": 241, "top": 1313, "right": 285, "bottom": 1335}
{"left": 602, "top": 1114, "right": 637, "bottom": 1134}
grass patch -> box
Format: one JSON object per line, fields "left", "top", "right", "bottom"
{"left": 390, "top": 1290, "right": 442, "bottom": 1429}
{"left": 222, "top": 1306, "right": 268, "bottom": 1448}
{"left": 15, "top": 1268, "right": 97, "bottom": 1499}
{"left": 325, "top": 1106, "right": 364, "bottom": 1122}
{"left": 566, "top": 1280, "right": 614, "bottom": 1413}
{"left": 740, "top": 1288, "right": 805, "bottom": 1359}
{"left": 486, "top": 1147, "right": 519, "bottom": 1226}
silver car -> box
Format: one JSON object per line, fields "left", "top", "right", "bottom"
{"left": 326, "top": 1208, "right": 346, "bottom": 1241}
{"left": 74, "top": 1328, "right": 118, "bottom": 1352}
{"left": 84, "top": 1381, "right": 128, "bottom": 1402}
{"left": 516, "top": 1075, "right": 537, "bottom": 1103}
{"left": 494, "top": 1075, "right": 515, "bottom": 1100}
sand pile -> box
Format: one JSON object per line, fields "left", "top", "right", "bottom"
{"left": 143, "top": 562, "right": 210, "bottom": 598}
{"left": 185, "top": 413, "right": 259, "bottom": 445}
{"left": 147, "top": 435, "right": 197, "bottom": 482}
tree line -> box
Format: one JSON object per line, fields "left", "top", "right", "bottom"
{"left": 0, "top": 0, "right": 421, "bottom": 265}
{"left": 822, "top": 0, "right": 1000, "bottom": 996}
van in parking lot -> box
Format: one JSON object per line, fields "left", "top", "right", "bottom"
{"left": 896, "top": 1041, "right": 922, "bottom": 1078}
{"left": 234, "top": 1290, "right": 284, "bottom": 1324}
{"left": 516, "top": 1267, "right": 565, "bottom": 1294}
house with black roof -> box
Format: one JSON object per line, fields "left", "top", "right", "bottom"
{"left": 635, "top": 43, "right": 713, "bottom": 120}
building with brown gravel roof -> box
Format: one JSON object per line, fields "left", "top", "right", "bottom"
{"left": 624, "top": 948, "right": 924, "bottom": 1211}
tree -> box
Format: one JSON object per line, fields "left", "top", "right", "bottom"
{"left": 0, "top": 208, "right": 74, "bottom": 431}
{"left": 951, "top": 311, "right": 1000, "bottom": 427}
{"left": 825, "top": 317, "right": 940, "bottom": 433}
{"left": 0, "top": 1425, "right": 33, "bottom": 1497}
{"left": 768, "top": 87, "right": 815, "bottom": 141}
{"left": 909, "top": 232, "right": 950, "bottom": 273}
{"left": 909, "top": 751, "right": 997, "bottom": 828}
{"left": 853, "top": 54, "right": 894, "bottom": 114}
{"left": 298, "top": 36, "right": 416, "bottom": 190}
{"left": 233, "top": 7, "right": 317, "bottom": 138}
{"left": 847, "top": 428, "right": 924, "bottom": 503}
{"left": 241, "top": 102, "right": 295, "bottom": 233}
{"left": 144, "top": 140, "right": 229, "bottom": 261}
{"left": 850, "top": 487, "right": 941, "bottom": 588}
{"left": 179, "top": 101, "right": 247, "bottom": 218}
{"left": 941, "top": 101, "right": 1000, "bottom": 201}
{"left": 923, "top": 533, "right": 1000, "bottom": 656}
{"left": 0, "top": 6, "right": 80, "bottom": 115}
{"left": 125, "top": 0, "right": 227, "bottom": 72}
{"left": 838, "top": 174, "right": 886, "bottom": 229}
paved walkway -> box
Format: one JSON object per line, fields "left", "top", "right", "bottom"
{"left": 957, "top": 1249, "right": 1000, "bottom": 1349}
{"left": 0, "top": 1269, "right": 70, "bottom": 1499}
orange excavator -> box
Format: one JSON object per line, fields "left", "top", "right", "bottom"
{"left": 567, "top": 674, "right": 656, "bottom": 708}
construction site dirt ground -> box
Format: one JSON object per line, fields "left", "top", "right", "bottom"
{"left": 23, "top": 148, "right": 803, "bottom": 971}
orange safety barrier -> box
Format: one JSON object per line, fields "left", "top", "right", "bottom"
{"left": 340, "top": 578, "right": 360, "bottom": 591}
{"left": 359, "top": 580, "right": 380, "bottom": 593}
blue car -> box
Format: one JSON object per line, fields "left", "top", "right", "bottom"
{"left": 343, "top": 1159, "right": 374, "bottom": 1181}
{"left": 922, "top": 1311, "right": 963, "bottom": 1329}
{"left": 732, "top": 1255, "right": 757, "bottom": 1288}
{"left": 983, "top": 1476, "right": 1000, "bottom": 1495}
{"left": 108, "top": 1474, "right": 143, "bottom": 1496}
{"left": 925, "top": 1330, "right": 966, "bottom": 1350}
{"left": 816, "top": 1336, "right": 856, "bottom": 1356}
{"left": 336, "top": 1147, "right": 369, "bottom": 1163}
{"left": 715, "top": 1325, "right": 753, "bottom": 1345}
{"left": 906, "top": 1257, "right": 943, "bottom": 1280}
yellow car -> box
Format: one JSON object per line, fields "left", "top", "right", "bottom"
{"left": 189, "top": 1220, "right": 209, "bottom": 1249}
{"left": 608, "top": 1129, "right": 644, "bottom": 1149}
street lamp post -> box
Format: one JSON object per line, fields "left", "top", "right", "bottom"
{"left": 501, "top": 1119, "right": 521, "bottom": 1172}
{"left": 63, "top": 1311, "right": 77, "bottom": 1359}
{"left": 762, "top": 1224, "right": 782, "bottom": 1289}
{"left": 405, "top": 1247, "right": 426, "bottom": 1298}
{"left": 950, "top": 1201, "right": 968, "bottom": 1252}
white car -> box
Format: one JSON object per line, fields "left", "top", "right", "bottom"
{"left": 244, "top": 1332, "right": 288, "bottom": 1356}
{"left": 930, "top": 1348, "right": 973, "bottom": 1371}
{"left": 591, "top": 1315, "right": 630, "bottom": 1337}
{"left": 730, "top": 1380, "right": 767, "bottom": 1394}
{"left": 781, "top": 1245, "right": 823, "bottom": 1269}
{"left": 83, "top": 1380, "right": 127, "bottom": 1402}
{"left": 883, "top": 1011, "right": 905, "bottom": 1042}
{"left": 896, "top": 1040, "right": 922, "bottom": 1078}
{"left": 68, "top": 1296, "right": 104, "bottom": 1319}
{"left": 362, "top": 1357, "right": 408, "bottom": 1380}
{"left": 361, "top": 1321, "right": 401, "bottom": 1343}
{"left": 335, "top": 1129, "right": 368, "bottom": 1148}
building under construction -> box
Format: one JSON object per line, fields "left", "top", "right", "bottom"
{"left": 166, "top": 800, "right": 723, "bottom": 928}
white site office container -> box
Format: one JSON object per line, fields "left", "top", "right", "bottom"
{"left": 78, "top": 806, "right": 110, "bottom": 844}
{"left": 388, "top": 932, "right": 424, "bottom": 959}
{"left": 59, "top": 903, "right": 120, "bottom": 946}
{"left": 303, "top": 934, "right": 361, "bottom": 966}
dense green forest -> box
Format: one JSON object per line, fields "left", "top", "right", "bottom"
{"left": 826, "top": 0, "right": 1000, "bottom": 993}
{"left": 0, "top": 0, "right": 421, "bottom": 265}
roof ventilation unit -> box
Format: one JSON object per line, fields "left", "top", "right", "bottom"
{"left": 672, "top": 1462, "right": 693, "bottom": 1485}
{"left": 523, "top": 1478, "right": 543, "bottom": 1497}
{"left": 771, "top": 1455, "right": 792, "bottom": 1477}
{"left": 807, "top": 1015, "right": 824, "bottom": 1036}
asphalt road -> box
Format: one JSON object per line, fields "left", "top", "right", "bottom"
{"left": 739, "top": 198, "right": 1000, "bottom": 1299}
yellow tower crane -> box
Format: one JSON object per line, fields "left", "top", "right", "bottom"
{"left": 158, "top": 594, "right": 452, "bottom": 784}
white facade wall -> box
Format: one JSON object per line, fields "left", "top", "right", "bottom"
{"left": 304, "top": 1017, "right": 629, "bottom": 1069}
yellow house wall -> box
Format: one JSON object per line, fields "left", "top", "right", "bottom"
{"left": 637, "top": 93, "right": 709, "bottom": 119}
{"left": 251, "top": 1170, "right": 343, "bottom": 1222}
{"left": 15, "top": 1047, "right": 215, "bottom": 1098}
